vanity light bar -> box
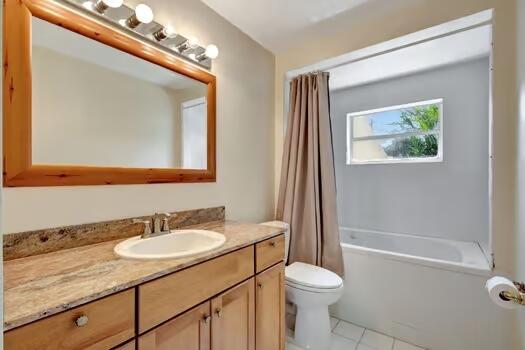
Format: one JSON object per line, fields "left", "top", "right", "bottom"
{"left": 175, "top": 37, "right": 198, "bottom": 53}
{"left": 153, "top": 25, "right": 176, "bottom": 41}
{"left": 67, "top": 0, "right": 218, "bottom": 69}
{"left": 93, "top": 0, "right": 123, "bottom": 14}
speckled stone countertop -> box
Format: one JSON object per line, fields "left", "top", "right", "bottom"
{"left": 3, "top": 220, "right": 284, "bottom": 331}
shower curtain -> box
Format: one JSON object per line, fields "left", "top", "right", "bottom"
{"left": 277, "top": 72, "right": 344, "bottom": 277}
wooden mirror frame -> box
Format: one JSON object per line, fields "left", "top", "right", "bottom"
{"left": 3, "top": 0, "right": 216, "bottom": 187}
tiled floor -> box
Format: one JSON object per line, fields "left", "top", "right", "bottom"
{"left": 286, "top": 317, "right": 426, "bottom": 350}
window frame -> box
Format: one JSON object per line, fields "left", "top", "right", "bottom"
{"left": 346, "top": 98, "right": 444, "bottom": 165}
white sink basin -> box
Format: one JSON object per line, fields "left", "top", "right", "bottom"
{"left": 114, "top": 229, "right": 226, "bottom": 260}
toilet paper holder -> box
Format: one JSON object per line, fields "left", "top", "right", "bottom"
{"left": 500, "top": 282, "right": 525, "bottom": 306}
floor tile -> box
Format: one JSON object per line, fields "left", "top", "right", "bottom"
{"left": 393, "top": 339, "right": 426, "bottom": 350}
{"left": 331, "top": 333, "right": 358, "bottom": 350}
{"left": 330, "top": 317, "right": 340, "bottom": 330}
{"left": 333, "top": 320, "right": 365, "bottom": 341}
{"left": 356, "top": 344, "right": 378, "bottom": 350}
{"left": 360, "top": 329, "right": 394, "bottom": 350}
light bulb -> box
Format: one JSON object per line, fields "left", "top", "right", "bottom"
{"left": 92, "top": 0, "right": 122, "bottom": 14}
{"left": 135, "top": 4, "right": 154, "bottom": 24}
{"left": 205, "top": 44, "right": 219, "bottom": 59}
{"left": 164, "top": 25, "right": 176, "bottom": 37}
{"left": 188, "top": 53, "right": 197, "bottom": 60}
{"left": 82, "top": 1, "right": 94, "bottom": 9}
{"left": 125, "top": 4, "right": 154, "bottom": 29}
{"left": 102, "top": 0, "right": 123, "bottom": 8}
{"left": 118, "top": 18, "right": 126, "bottom": 26}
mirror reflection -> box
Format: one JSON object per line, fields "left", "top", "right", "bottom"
{"left": 31, "top": 17, "right": 208, "bottom": 169}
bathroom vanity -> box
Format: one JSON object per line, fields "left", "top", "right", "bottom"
{"left": 3, "top": 219, "right": 286, "bottom": 349}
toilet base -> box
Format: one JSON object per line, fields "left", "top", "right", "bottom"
{"left": 294, "top": 305, "right": 332, "bottom": 350}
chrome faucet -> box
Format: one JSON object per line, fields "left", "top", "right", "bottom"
{"left": 132, "top": 213, "right": 173, "bottom": 239}
{"left": 152, "top": 212, "right": 171, "bottom": 235}
{"left": 132, "top": 218, "right": 152, "bottom": 238}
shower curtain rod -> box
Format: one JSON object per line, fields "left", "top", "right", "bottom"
{"left": 292, "top": 19, "right": 492, "bottom": 79}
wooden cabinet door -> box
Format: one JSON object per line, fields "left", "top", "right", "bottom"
{"left": 138, "top": 302, "right": 211, "bottom": 350}
{"left": 255, "top": 263, "right": 285, "bottom": 350}
{"left": 115, "top": 340, "right": 135, "bottom": 350}
{"left": 211, "top": 278, "right": 255, "bottom": 350}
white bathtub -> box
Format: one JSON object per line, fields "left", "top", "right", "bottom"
{"left": 332, "top": 227, "right": 513, "bottom": 350}
{"left": 339, "top": 227, "right": 490, "bottom": 275}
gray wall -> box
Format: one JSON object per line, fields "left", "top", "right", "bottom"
{"left": 331, "top": 58, "right": 490, "bottom": 244}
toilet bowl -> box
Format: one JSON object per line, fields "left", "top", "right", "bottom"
{"left": 260, "top": 221, "right": 344, "bottom": 350}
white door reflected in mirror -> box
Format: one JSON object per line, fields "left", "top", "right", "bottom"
{"left": 182, "top": 97, "right": 207, "bottom": 169}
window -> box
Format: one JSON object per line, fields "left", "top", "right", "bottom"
{"left": 346, "top": 99, "right": 443, "bottom": 164}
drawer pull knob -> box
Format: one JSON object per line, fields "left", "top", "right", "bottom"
{"left": 203, "top": 314, "right": 211, "bottom": 324}
{"left": 216, "top": 308, "right": 223, "bottom": 318}
{"left": 74, "top": 315, "right": 89, "bottom": 327}
{"left": 269, "top": 241, "right": 276, "bottom": 247}
{"left": 258, "top": 283, "right": 263, "bottom": 289}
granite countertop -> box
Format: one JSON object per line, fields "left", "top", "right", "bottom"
{"left": 3, "top": 220, "right": 284, "bottom": 331}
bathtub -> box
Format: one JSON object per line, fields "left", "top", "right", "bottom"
{"left": 331, "top": 227, "right": 513, "bottom": 350}
{"left": 339, "top": 227, "right": 490, "bottom": 275}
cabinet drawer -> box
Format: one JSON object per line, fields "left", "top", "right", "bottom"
{"left": 4, "top": 289, "right": 135, "bottom": 350}
{"left": 139, "top": 246, "right": 254, "bottom": 333}
{"left": 255, "top": 235, "right": 285, "bottom": 273}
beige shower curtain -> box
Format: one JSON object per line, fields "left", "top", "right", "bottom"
{"left": 277, "top": 72, "right": 344, "bottom": 277}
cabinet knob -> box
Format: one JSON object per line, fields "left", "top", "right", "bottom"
{"left": 269, "top": 241, "right": 276, "bottom": 247}
{"left": 74, "top": 315, "right": 89, "bottom": 327}
{"left": 215, "top": 308, "right": 223, "bottom": 318}
{"left": 203, "top": 314, "right": 211, "bottom": 324}
{"left": 257, "top": 283, "right": 263, "bottom": 289}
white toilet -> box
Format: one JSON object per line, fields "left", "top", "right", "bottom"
{"left": 261, "top": 221, "right": 344, "bottom": 350}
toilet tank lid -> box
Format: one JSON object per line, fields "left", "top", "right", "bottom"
{"left": 285, "top": 262, "right": 343, "bottom": 289}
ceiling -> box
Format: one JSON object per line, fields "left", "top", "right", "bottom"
{"left": 200, "top": 0, "right": 370, "bottom": 52}
{"left": 329, "top": 25, "right": 492, "bottom": 91}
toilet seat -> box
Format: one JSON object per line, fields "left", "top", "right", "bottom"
{"left": 285, "top": 262, "right": 343, "bottom": 293}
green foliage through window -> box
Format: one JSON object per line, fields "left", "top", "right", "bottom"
{"left": 384, "top": 105, "right": 439, "bottom": 158}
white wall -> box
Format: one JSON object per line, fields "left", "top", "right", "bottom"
{"left": 331, "top": 58, "right": 490, "bottom": 245}
{"left": 2, "top": 0, "right": 275, "bottom": 233}
{"left": 32, "top": 46, "right": 207, "bottom": 169}
{"left": 515, "top": 0, "right": 525, "bottom": 347}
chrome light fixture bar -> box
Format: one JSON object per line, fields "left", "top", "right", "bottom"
{"left": 63, "top": 0, "right": 218, "bottom": 69}
{"left": 93, "top": 0, "right": 122, "bottom": 14}
{"left": 175, "top": 37, "right": 198, "bottom": 53}
{"left": 152, "top": 25, "right": 176, "bottom": 41}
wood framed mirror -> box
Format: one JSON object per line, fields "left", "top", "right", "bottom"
{"left": 3, "top": 0, "right": 216, "bottom": 187}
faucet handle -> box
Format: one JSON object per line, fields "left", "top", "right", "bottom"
{"left": 161, "top": 213, "right": 174, "bottom": 232}
{"left": 133, "top": 218, "right": 152, "bottom": 236}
